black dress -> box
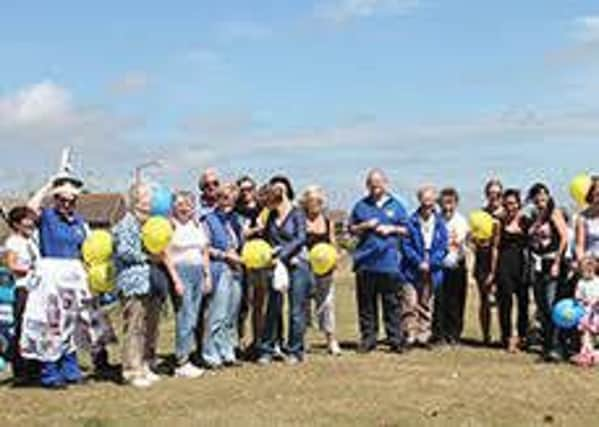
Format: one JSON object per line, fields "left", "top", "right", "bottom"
{"left": 496, "top": 221, "right": 529, "bottom": 344}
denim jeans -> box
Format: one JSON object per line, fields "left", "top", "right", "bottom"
{"left": 173, "top": 263, "right": 204, "bottom": 365}
{"left": 532, "top": 264, "right": 560, "bottom": 355}
{"left": 202, "top": 264, "right": 242, "bottom": 366}
{"left": 260, "top": 262, "right": 312, "bottom": 360}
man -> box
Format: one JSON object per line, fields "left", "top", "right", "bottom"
{"left": 198, "top": 168, "right": 220, "bottom": 220}
{"left": 349, "top": 169, "right": 408, "bottom": 353}
{"left": 433, "top": 188, "right": 469, "bottom": 346}
{"left": 401, "top": 185, "right": 448, "bottom": 348}
{"left": 195, "top": 168, "right": 221, "bottom": 361}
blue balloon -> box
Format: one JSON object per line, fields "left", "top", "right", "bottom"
{"left": 150, "top": 185, "right": 173, "bottom": 217}
{"left": 552, "top": 298, "right": 585, "bottom": 330}
{"left": 0, "top": 357, "right": 6, "bottom": 372}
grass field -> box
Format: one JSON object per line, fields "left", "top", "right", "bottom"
{"left": 2, "top": 266, "right": 599, "bottom": 427}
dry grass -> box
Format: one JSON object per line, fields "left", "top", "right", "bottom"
{"left": 1, "top": 267, "right": 599, "bottom": 427}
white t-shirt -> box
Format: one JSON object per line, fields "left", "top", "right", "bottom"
{"left": 419, "top": 214, "right": 436, "bottom": 251}
{"left": 576, "top": 277, "right": 599, "bottom": 304}
{"left": 443, "top": 212, "right": 470, "bottom": 267}
{"left": 168, "top": 219, "right": 208, "bottom": 265}
{"left": 4, "top": 233, "right": 41, "bottom": 289}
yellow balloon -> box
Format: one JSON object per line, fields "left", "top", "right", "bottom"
{"left": 570, "top": 173, "right": 591, "bottom": 207}
{"left": 309, "top": 243, "right": 338, "bottom": 276}
{"left": 241, "top": 239, "right": 273, "bottom": 269}
{"left": 87, "top": 262, "right": 115, "bottom": 294}
{"left": 142, "top": 216, "right": 174, "bottom": 255}
{"left": 82, "top": 230, "right": 113, "bottom": 265}
{"left": 469, "top": 210, "right": 494, "bottom": 241}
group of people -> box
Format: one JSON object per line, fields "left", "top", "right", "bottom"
{"left": 2, "top": 166, "right": 599, "bottom": 389}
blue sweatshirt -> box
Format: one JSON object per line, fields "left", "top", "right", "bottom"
{"left": 264, "top": 207, "right": 308, "bottom": 267}
{"left": 349, "top": 194, "right": 408, "bottom": 277}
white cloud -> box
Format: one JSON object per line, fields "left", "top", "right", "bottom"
{"left": 215, "top": 20, "right": 272, "bottom": 42}
{"left": 316, "top": 0, "right": 421, "bottom": 23}
{"left": 0, "top": 81, "right": 140, "bottom": 189}
{"left": 109, "top": 71, "right": 150, "bottom": 95}
{"left": 574, "top": 15, "right": 599, "bottom": 43}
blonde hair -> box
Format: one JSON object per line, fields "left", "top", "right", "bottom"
{"left": 300, "top": 185, "right": 327, "bottom": 209}
{"left": 128, "top": 182, "right": 151, "bottom": 210}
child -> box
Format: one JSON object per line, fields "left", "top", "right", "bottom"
{"left": 572, "top": 256, "right": 599, "bottom": 367}
{"left": 3, "top": 206, "right": 41, "bottom": 384}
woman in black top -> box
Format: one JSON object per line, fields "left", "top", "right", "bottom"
{"left": 493, "top": 189, "right": 529, "bottom": 352}
{"left": 301, "top": 186, "right": 341, "bottom": 356}
{"left": 527, "top": 183, "right": 569, "bottom": 362}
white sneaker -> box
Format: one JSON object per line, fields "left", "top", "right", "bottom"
{"left": 328, "top": 340, "right": 342, "bottom": 356}
{"left": 143, "top": 364, "right": 161, "bottom": 383}
{"left": 130, "top": 376, "right": 152, "bottom": 389}
{"left": 175, "top": 363, "right": 205, "bottom": 379}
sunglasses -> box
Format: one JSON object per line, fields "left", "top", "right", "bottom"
{"left": 56, "top": 196, "right": 77, "bottom": 206}
{"left": 203, "top": 180, "right": 219, "bottom": 189}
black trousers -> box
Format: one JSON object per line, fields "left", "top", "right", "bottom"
{"left": 433, "top": 262, "right": 468, "bottom": 342}
{"left": 496, "top": 251, "right": 529, "bottom": 344}
{"left": 355, "top": 271, "right": 401, "bottom": 348}
{"left": 12, "top": 288, "right": 40, "bottom": 383}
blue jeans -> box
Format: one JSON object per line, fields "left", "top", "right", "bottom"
{"left": 532, "top": 265, "right": 560, "bottom": 355}
{"left": 40, "top": 351, "right": 82, "bottom": 387}
{"left": 202, "top": 264, "right": 242, "bottom": 366}
{"left": 173, "top": 263, "right": 204, "bottom": 365}
{"left": 260, "top": 263, "right": 312, "bottom": 360}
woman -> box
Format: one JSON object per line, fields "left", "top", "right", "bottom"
{"left": 527, "top": 183, "right": 569, "bottom": 362}
{"left": 166, "top": 191, "right": 211, "bottom": 378}
{"left": 4, "top": 206, "right": 40, "bottom": 385}
{"left": 258, "top": 176, "right": 312, "bottom": 365}
{"left": 26, "top": 177, "right": 89, "bottom": 387}
{"left": 202, "top": 183, "right": 244, "bottom": 368}
{"left": 301, "top": 186, "right": 341, "bottom": 356}
{"left": 493, "top": 189, "right": 529, "bottom": 352}
{"left": 113, "top": 183, "right": 172, "bottom": 388}
{"left": 472, "top": 179, "right": 503, "bottom": 345}
{"left": 576, "top": 176, "right": 599, "bottom": 265}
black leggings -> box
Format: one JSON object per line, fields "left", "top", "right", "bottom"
{"left": 496, "top": 250, "right": 529, "bottom": 343}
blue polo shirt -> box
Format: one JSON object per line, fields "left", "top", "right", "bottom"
{"left": 39, "top": 208, "right": 87, "bottom": 259}
{"left": 349, "top": 194, "right": 408, "bottom": 276}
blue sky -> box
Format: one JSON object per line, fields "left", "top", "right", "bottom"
{"left": 0, "top": 1, "right": 598, "bottom": 209}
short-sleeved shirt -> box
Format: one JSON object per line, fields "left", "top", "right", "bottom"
{"left": 168, "top": 219, "right": 208, "bottom": 266}
{"left": 349, "top": 194, "right": 408, "bottom": 275}
{"left": 39, "top": 207, "right": 87, "bottom": 259}
{"left": 444, "top": 212, "right": 469, "bottom": 262}
{"left": 4, "top": 233, "right": 40, "bottom": 289}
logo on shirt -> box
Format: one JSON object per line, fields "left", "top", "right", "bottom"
{"left": 386, "top": 209, "right": 395, "bottom": 219}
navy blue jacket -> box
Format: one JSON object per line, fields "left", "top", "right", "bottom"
{"left": 401, "top": 210, "right": 448, "bottom": 289}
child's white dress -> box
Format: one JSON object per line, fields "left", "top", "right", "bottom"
{"left": 577, "top": 277, "right": 599, "bottom": 334}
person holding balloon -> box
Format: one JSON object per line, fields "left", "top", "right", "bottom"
{"left": 258, "top": 176, "right": 312, "bottom": 365}
{"left": 526, "top": 183, "right": 569, "bottom": 362}
{"left": 166, "top": 191, "right": 211, "bottom": 378}
{"left": 112, "top": 182, "right": 174, "bottom": 388}
{"left": 471, "top": 179, "right": 503, "bottom": 346}
{"left": 202, "top": 182, "right": 245, "bottom": 368}
{"left": 571, "top": 256, "right": 599, "bottom": 366}
{"left": 301, "top": 185, "right": 341, "bottom": 356}
{"left": 575, "top": 176, "right": 599, "bottom": 266}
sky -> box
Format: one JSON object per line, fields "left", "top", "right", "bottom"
{"left": 0, "top": 0, "right": 598, "bottom": 210}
